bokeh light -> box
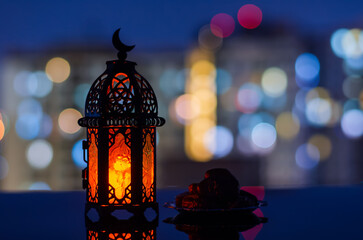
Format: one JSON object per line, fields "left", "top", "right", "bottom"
{"left": 261, "top": 67, "right": 288, "bottom": 97}
{"left": 72, "top": 140, "right": 87, "bottom": 169}
{"left": 344, "top": 56, "right": 363, "bottom": 76}
{"left": 295, "top": 53, "right": 320, "bottom": 88}
{"left": 0, "top": 156, "right": 9, "bottom": 179}
{"left": 26, "top": 140, "right": 53, "bottom": 169}
{"left": 295, "top": 144, "right": 320, "bottom": 169}
{"left": 236, "top": 83, "right": 263, "bottom": 113}
{"left": 308, "top": 134, "right": 332, "bottom": 160}
{"left": 159, "top": 69, "right": 186, "bottom": 97}
{"left": 210, "top": 13, "right": 235, "bottom": 38}
{"left": 341, "top": 29, "right": 362, "bottom": 59}
{"left": 305, "top": 98, "right": 332, "bottom": 126}
{"left": 198, "top": 25, "right": 223, "bottom": 50}
{"left": 38, "top": 114, "right": 53, "bottom": 138}
{"left": 74, "top": 83, "right": 91, "bottom": 109}
{"left": 58, "top": 108, "right": 82, "bottom": 134}
{"left": 343, "top": 76, "right": 363, "bottom": 99}
{"left": 237, "top": 4, "right": 263, "bottom": 29}
{"left": 27, "top": 71, "right": 53, "bottom": 98}
{"left": 275, "top": 112, "right": 300, "bottom": 140}
{"left": 204, "top": 126, "right": 233, "bottom": 158}
{"left": 343, "top": 99, "right": 360, "bottom": 113}
{"left": 29, "top": 182, "right": 51, "bottom": 190}
{"left": 190, "top": 60, "right": 216, "bottom": 79}
{"left": 45, "top": 57, "right": 71, "bottom": 83}
{"left": 15, "top": 98, "right": 43, "bottom": 140}
{"left": 251, "top": 123, "right": 277, "bottom": 149}
{"left": 341, "top": 109, "right": 363, "bottom": 139}
{"left": 262, "top": 93, "right": 287, "bottom": 112}
{"left": 13, "top": 71, "right": 32, "bottom": 97}
{"left": 175, "top": 94, "right": 201, "bottom": 123}
{"left": 331, "top": 28, "right": 349, "bottom": 58}
{"left": 0, "top": 119, "right": 4, "bottom": 141}
{"left": 216, "top": 69, "right": 232, "bottom": 95}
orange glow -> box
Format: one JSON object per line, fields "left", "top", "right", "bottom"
{"left": 109, "top": 131, "right": 131, "bottom": 204}
{"left": 88, "top": 231, "right": 98, "bottom": 240}
{"left": 143, "top": 129, "right": 154, "bottom": 202}
{"left": 143, "top": 230, "right": 154, "bottom": 240}
{"left": 109, "top": 233, "right": 131, "bottom": 240}
{"left": 0, "top": 120, "right": 4, "bottom": 141}
{"left": 88, "top": 129, "right": 98, "bottom": 202}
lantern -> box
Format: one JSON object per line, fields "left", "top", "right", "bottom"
{"left": 79, "top": 29, "right": 165, "bottom": 223}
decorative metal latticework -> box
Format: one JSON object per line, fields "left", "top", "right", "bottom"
{"left": 79, "top": 29, "right": 164, "bottom": 225}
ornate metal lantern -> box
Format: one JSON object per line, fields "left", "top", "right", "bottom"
{"left": 79, "top": 29, "right": 165, "bottom": 222}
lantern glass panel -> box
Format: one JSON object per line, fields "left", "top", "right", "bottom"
{"left": 109, "top": 128, "right": 132, "bottom": 204}
{"left": 142, "top": 128, "right": 155, "bottom": 202}
{"left": 88, "top": 128, "right": 98, "bottom": 203}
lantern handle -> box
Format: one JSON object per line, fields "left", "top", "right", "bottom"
{"left": 112, "top": 28, "right": 135, "bottom": 60}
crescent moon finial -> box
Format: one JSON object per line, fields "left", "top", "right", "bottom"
{"left": 112, "top": 28, "right": 135, "bottom": 60}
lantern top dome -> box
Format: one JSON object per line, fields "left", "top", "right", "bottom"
{"left": 78, "top": 29, "right": 165, "bottom": 127}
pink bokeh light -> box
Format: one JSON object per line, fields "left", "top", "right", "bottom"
{"left": 238, "top": 4, "right": 263, "bottom": 29}
{"left": 210, "top": 13, "right": 235, "bottom": 38}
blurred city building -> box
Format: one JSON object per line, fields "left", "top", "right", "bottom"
{"left": 1, "top": 22, "right": 363, "bottom": 191}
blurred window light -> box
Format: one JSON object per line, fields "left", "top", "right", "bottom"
{"left": 261, "top": 67, "right": 287, "bottom": 97}
{"left": 38, "top": 114, "right": 53, "bottom": 138}
{"left": 45, "top": 57, "right": 71, "bottom": 83}
{"left": 342, "top": 29, "right": 362, "bottom": 59}
{"left": 295, "top": 53, "right": 320, "bottom": 88}
{"left": 251, "top": 122, "right": 276, "bottom": 149}
{"left": 341, "top": 109, "right": 363, "bottom": 139}
{"left": 175, "top": 94, "right": 201, "bottom": 123}
{"left": 204, "top": 126, "right": 233, "bottom": 158}
{"left": 27, "top": 71, "right": 53, "bottom": 98}
{"left": 0, "top": 156, "right": 9, "bottom": 179}
{"left": 262, "top": 93, "right": 287, "bottom": 112}
{"left": 198, "top": 25, "right": 223, "bottom": 50}
{"left": 194, "top": 89, "right": 217, "bottom": 115}
{"left": 190, "top": 60, "right": 216, "bottom": 79}
{"left": 17, "top": 98, "right": 43, "bottom": 118}
{"left": 236, "top": 134, "right": 255, "bottom": 156}
{"left": 236, "top": 83, "right": 263, "bottom": 113}
{"left": 344, "top": 56, "right": 363, "bottom": 76}
{"left": 306, "top": 87, "right": 330, "bottom": 103}
{"left": 58, "top": 108, "right": 82, "bottom": 134}
{"left": 343, "top": 99, "right": 360, "bottom": 113}
{"left": 216, "top": 69, "right": 232, "bottom": 95}
{"left": 29, "top": 182, "right": 51, "bottom": 190}
{"left": 74, "top": 83, "right": 91, "bottom": 109}
{"left": 72, "top": 140, "right": 87, "bottom": 169}
{"left": 13, "top": 71, "right": 32, "bottom": 97}
{"left": 0, "top": 120, "right": 4, "bottom": 141}
{"left": 159, "top": 69, "right": 185, "bottom": 97}
{"left": 26, "top": 140, "right": 53, "bottom": 169}
{"left": 331, "top": 28, "right": 350, "bottom": 58}
{"left": 308, "top": 134, "right": 332, "bottom": 160}
{"left": 295, "top": 89, "right": 308, "bottom": 112}
{"left": 275, "top": 112, "right": 300, "bottom": 140}
{"left": 237, "top": 4, "right": 263, "bottom": 29}
{"left": 15, "top": 115, "right": 41, "bottom": 140}
{"left": 305, "top": 98, "right": 332, "bottom": 126}
{"left": 210, "top": 13, "right": 235, "bottom": 38}
{"left": 295, "top": 144, "right": 320, "bottom": 169}
{"left": 343, "top": 76, "right": 363, "bottom": 99}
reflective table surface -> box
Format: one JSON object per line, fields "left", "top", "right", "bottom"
{"left": 0, "top": 186, "right": 362, "bottom": 240}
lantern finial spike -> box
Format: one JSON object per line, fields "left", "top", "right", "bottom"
{"left": 112, "top": 28, "right": 135, "bottom": 61}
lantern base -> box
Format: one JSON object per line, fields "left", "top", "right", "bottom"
{"left": 85, "top": 202, "right": 159, "bottom": 228}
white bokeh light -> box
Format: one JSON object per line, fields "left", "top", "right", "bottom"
{"left": 204, "top": 126, "right": 234, "bottom": 158}
{"left": 251, "top": 123, "right": 277, "bottom": 149}
{"left": 26, "top": 140, "right": 53, "bottom": 169}
{"left": 341, "top": 109, "right": 363, "bottom": 139}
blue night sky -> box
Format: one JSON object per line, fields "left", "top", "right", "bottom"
{"left": 1, "top": 0, "right": 363, "bottom": 53}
